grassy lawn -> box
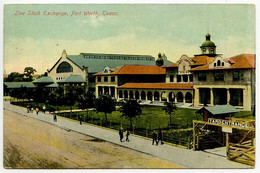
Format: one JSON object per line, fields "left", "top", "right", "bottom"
{"left": 65, "top": 105, "right": 202, "bottom": 130}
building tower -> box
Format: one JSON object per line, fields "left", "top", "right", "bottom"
{"left": 200, "top": 33, "right": 216, "bottom": 56}
{"left": 156, "top": 52, "right": 164, "bottom": 66}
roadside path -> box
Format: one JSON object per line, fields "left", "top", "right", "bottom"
{"left": 3, "top": 101, "right": 250, "bottom": 168}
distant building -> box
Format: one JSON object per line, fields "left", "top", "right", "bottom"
{"left": 36, "top": 50, "right": 172, "bottom": 92}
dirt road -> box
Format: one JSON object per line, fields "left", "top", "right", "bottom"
{"left": 3, "top": 109, "right": 183, "bottom": 168}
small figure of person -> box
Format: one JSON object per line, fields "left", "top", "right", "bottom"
{"left": 42, "top": 105, "right": 46, "bottom": 113}
{"left": 126, "top": 130, "right": 131, "bottom": 142}
{"left": 152, "top": 130, "right": 158, "bottom": 145}
{"left": 31, "top": 107, "right": 34, "bottom": 113}
{"left": 158, "top": 129, "right": 164, "bottom": 145}
{"left": 27, "top": 105, "right": 30, "bottom": 113}
{"left": 53, "top": 114, "right": 57, "bottom": 122}
{"left": 29, "top": 105, "right": 32, "bottom": 113}
{"left": 119, "top": 128, "right": 124, "bottom": 142}
{"left": 79, "top": 116, "right": 82, "bottom": 125}
{"left": 36, "top": 107, "right": 39, "bottom": 115}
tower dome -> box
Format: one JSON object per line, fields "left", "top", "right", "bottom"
{"left": 200, "top": 33, "right": 216, "bottom": 55}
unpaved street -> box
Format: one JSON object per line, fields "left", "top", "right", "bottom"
{"left": 3, "top": 109, "right": 183, "bottom": 168}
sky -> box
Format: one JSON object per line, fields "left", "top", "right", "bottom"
{"left": 3, "top": 4, "right": 255, "bottom": 74}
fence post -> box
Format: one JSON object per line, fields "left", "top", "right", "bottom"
{"left": 179, "top": 134, "right": 182, "bottom": 145}
{"left": 100, "top": 118, "right": 102, "bottom": 126}
{"left": 188, "top": 137, "right": 191, "bottom": 149}
{"left": 133, "top": 125, "right": 135, "bottom": 135}
{"left": 146, "top": 128, "right": 148, "bottom": 137}
{"left": 110, "top": 120, "right": 112, "bottom": 128}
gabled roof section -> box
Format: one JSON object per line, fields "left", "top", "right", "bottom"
{"left": 190, "top": 54, "right": 255, "bottom": 71}
{"left": 45, "top": 83, "right": 58, "bottom": 88}
{"left": 119, "top": 83, "right": 193, "bottom": 90}
{"left": 67, "top": 53, "right": 159, "bottom": 73}
{"left": 57, "top": 75, "right": 86, "bottom": 83}
{"left": 4, "top": 82, "right": 35, "bottom": 89}
{"left": 190, "top": 56, "right": 215, "bottom": 66}
{"left": 196, "top": 105, "right": 239, "bottom": 115}
{"left": 33, "top": 76, "right": 54, "bottom": 83}
{"left": 94, "top": 65, "right": 166, "bottom": 75}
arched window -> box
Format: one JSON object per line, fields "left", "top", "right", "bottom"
{"left": 168, "top": 92, "right": 174, "bottom": 102}
{"left": 147, "top": 91, "right": 153, "bottom": 101}
{"left": 57, "top": 62, "right": 73, "bottom": 73}
{"left": 124, "top": 90, "right": 128, "bottom": 99}
{"left": 154, "top": 91, "right": 159, "bottom": 101}
{"left": 119, "top": 90, "right": 123, "bottom": 98}
{"left": 176, "top": 92, "right": 183, "bottom": 102}
{"left": 129, "top": 90, "right": 134, "bottom": 99}
{"left": 217, "top": 60, "right": 221, "bottom": 66}
{"left": 135, "top": 91, "right": 140, "bottom": 100}
{"left": 185, "top": 92, "right": 192, "bottom": 103}
{"left": 141, "top": 91, "right": 146, "bottom": 100}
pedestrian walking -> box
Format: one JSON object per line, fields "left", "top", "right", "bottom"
{"left": 152, "top": 130, "right": 158, "bottom": 145}
{"left": 79, "top": 116, "right": 82, "bottom": 125}
{"left": 119, "top": 128, "right": 124, "bottom": 142}
{"left": 42, "top": 105, "right": 46, "bottom": 113}
{"left": 53, "top": 114, "right": 57, "bottom": 122}
{"left": 126, "top": 130, "right": 131, "bottom": 142}
{"left": 158, "top": 129, "right": 164, "bottom": 145}
{"left": 36, "top": 107, "right": 39, "bottom": 115}
{"left": 31, "top": 107, "right": 34, "bottom": 113}
{"left": 29, "top": 105, "right": 32, "bottom": 113}
{"left": 27, "top": 105, "right": 30, "bottom": 113}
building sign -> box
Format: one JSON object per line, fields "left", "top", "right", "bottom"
{"left": 208, "top": 118, "right": 250, "bottom": 128}
{"left": 222, "top": 126, "right": 233, "bottom": 133}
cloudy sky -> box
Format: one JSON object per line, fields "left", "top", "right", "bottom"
{"left": 4, "top": 4, "right": 255, "bottom": 74}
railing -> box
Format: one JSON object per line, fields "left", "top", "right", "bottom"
{"left": 58, "top": 112, "right": 193, "bottom": 149}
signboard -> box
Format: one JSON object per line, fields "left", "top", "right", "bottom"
{"left": 208, "top": 118, "right": 250, "bottom": 128}
{"left": 222, "top": 126, "right": 233, "bottom": 133}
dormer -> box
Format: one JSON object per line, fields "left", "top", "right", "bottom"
{"left": 103, "top": 66, "right": 112, "bottom": 74}
{"left": 209, "top": 56, "right": 231, "bottom": 68}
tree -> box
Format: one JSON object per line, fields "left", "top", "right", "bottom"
{"left": 77, "top": 91, "right": 96, "bottom": 121}
{"left": 95, "top": 94, "right": 116, "bottom": 123}
{"left": 120, "top": 99, "right": 142, "bottom": 130}
{"left": 64, "top": 85, "right": 79, "bottom": 118}
{"left": 163, "top": 101, "right": 177, "bottom": 125}
{"left": 24, "top": 67, "right": 37, "bottom": 81}
{"left": 5, "top": 72, "right": 23, "bottom": 82}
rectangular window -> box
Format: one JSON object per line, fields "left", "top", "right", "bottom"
{"left": 170, "top": 75, "right": 174, "bottom": 82}
{"left": 214, "top": 72, "right": 224, "bottom": 81}
{"left": 111, "top": 76, "right": 115, "bottom": 82}
{"left": 97, "top": 76, "right": 101, "bottom": 82}
{"left": 177, "top": 75, "right": 181, "bottom": 82}
{"left": 104, "top": 76, "right": 108, "bottom": 82}
{"left": 183, "top": 75, "right": 188, "bottom": 82}
{"left": 233, "top": 71, "right": 244, "bottom": 81}
{"left": 189, "top": 74, "right": 193, "bottom": 82}
{"left": 198, "top": 72, "right": 207, "bottom": 81}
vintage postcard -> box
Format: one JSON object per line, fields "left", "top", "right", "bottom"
{"left": 2, "top": 3, "right": 256, "bottom": 169}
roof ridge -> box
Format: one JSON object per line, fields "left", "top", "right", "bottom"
{"left": 80, "top": 52, "right": 154, "bottom": 57}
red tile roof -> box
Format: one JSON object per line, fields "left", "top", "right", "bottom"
{"left": 190, "top": 54, "right": 255, "bottom": 71}
{"left": 162, "top": 63, "right": 178, "bottom": 68}
{"left": 163, "top": 55, "right": 215, "bottom": 68}
{"left": 191, "top": 56, "right": 215, "bottom": 66}
{"left": 119, "top": 83, "right": 193, "bottom": 90}
{"left": 94, "top": 65, "right": 166, "bottom": 75}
